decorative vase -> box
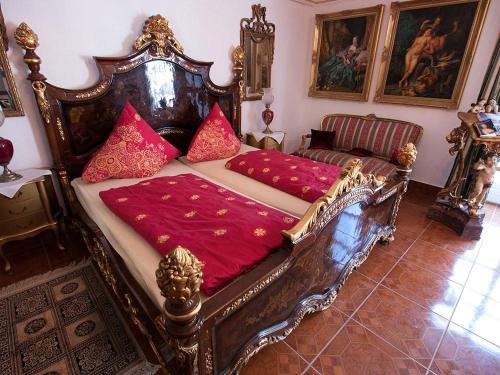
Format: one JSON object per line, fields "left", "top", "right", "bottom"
{"left": 0, "top": 106, "right": 22, "bottom": 183}
{"left": 261, "top": 88, "right": 274, "bottom": 134}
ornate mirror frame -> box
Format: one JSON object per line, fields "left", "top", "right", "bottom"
{"left": 0, "top": 5, "right": 23, "bottom": 116}
{"left": 240, "top": 4, "right": 275, "bottom": 101}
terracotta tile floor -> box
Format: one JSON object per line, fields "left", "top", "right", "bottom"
{"left": 2, "top": 183, "right": 500, "bottom": 375}
{"left": 242, "top": 193, "right": 500, "bottom": 374}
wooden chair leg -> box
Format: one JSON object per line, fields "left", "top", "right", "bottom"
{"left": 53, "top": 225, "right": 65, "bottom": 251}
{"left": 0, "top": 244, "right": 11, "bottom": 272}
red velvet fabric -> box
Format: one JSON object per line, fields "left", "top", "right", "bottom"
{"left": 99, "top": 173, "right": 297, "bottom": 295}
{"left": 186, "top": 103, "right": 241, "bottom": 162}
{"left": 226, "top": 150, "right": 343, "bottom": 203}
{"left": 82, "top": 102, "right": 180, "bottom": 183}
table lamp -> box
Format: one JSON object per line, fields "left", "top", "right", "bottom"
{"left": 0, "top": 106, "right": 22, "bottom": 182}
{"left": 261, "top": 88, "right": 274, "bottom": 134}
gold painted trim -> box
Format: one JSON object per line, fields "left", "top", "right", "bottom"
{"left": 164, "top": 302, "right": 202, "bottom": 322}
{"left": 308, "top": 5, "right": 384, "bottom": 102}
{"left": 374, "top": 0, "right": 490, "bottom": 109}
{"left": 222, "top": 261, "right": 290, "bottom": 317}
{"left": 74, "top": 82, "right": 109, "bottom": 99}
{"left": 0, "top": 37, "right": 24, "bottom": 116}
{"left": 283, "top": 159, "right": 386, "bottom": 242}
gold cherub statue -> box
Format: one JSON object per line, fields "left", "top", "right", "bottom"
{"left": 467, "top": 152, "right": 499, "bottom": 215}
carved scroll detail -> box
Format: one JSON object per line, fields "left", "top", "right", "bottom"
{"left": 134, "top": 15, "right": 183, "bottom": 54}
{"left": 241, "top": 4, "right": 276, "bottom": 36}
{"left": 222, "top": 262, "right": 289, "bottom": 317}
{"left": 282, "top": 159, "right": 386, "bottom": 242}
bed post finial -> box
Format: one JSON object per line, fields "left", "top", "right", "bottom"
{"left": 14, "top": 22, "right": 45, "bottom": 82}
{"left": 396, "top": 142, "right": 418, "bottom": 180}
{"left": 156, "top": 246, "right": 203, "bottom": 374}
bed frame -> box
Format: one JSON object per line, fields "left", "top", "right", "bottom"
{"left": 15, "top": 15, "right": 417, "bottom": 374}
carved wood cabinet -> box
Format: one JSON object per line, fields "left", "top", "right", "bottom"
{"left": 0, "top": 175, "right": 64, "bottom": 272}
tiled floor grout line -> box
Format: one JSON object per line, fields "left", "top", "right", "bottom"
{"left": 424, "top": 204, "right": 497, "bottom": 375}
{"left": 301, "top": 220, "right": 433, "bottom": 374}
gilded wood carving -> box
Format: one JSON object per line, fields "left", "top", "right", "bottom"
{"left": 240, "top": 4, "right": 275, "bottom": 100}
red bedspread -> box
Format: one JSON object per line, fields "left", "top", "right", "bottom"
{"left": 99, "top": 174, "right": 298, "bottom": 296}
{"left": 226, "top": 150, "right": 343, "bottom": 202}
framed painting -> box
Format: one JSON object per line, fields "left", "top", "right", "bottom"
{"left": 309, "top": 5, "right": 384, "bottom": 102}
{"left": 375, "top": 0, "right": 490, "bottom": 109}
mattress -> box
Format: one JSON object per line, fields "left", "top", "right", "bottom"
{"left": 72, "top": 159, "right": 304, "bottom": 309}
{"left": 178, "top": 144, "right": 310, "bottom": 217}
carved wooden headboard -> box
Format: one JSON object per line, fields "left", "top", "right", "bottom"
{"left": 15, "top": 15, "right": 244, "bottom": 205}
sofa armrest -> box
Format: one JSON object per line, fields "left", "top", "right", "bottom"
{"left": 298, "top": 134, "right": 311, "bottom": 152}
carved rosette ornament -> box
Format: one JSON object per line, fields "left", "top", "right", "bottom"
{"left": 134, "top": 15, "right": 183, "bottom": 55}
{"left": 396, "top": 143, "right": 418, "bottom": 169}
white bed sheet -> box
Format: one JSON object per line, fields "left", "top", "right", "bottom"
{"left": 72, "top": 159, "right": 306, "bottom": 309}
{"left": 178, "top": 144, "right": 310, "bottom": 218}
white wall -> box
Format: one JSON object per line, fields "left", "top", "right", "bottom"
{"left": 1, "top": 0, "right": 309, "bottom": 171}
{"left": 2, "top": 0, "right": 499, "bottom": 187}
{"left": 292, "top": 0, "right": 500, "bottom": 187}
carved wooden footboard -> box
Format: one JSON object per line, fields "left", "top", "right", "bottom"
{"left": 14, "top": 14, "right": 416, "bottom": 374}
{"left": 154, "top": 159, "right": 413, "bottom": 374}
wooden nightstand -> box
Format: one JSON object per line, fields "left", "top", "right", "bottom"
{"left": 246, "top": 132, "right": 285, "bottom": 151}
{"left": 0, "top": 175, "right": 64, "bottom": 272}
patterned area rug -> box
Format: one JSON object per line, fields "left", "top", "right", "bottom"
{"left": 0, "top": 260, "right": 160, "bottom": 375}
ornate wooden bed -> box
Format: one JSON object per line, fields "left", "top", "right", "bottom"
{"left": 15, "top": 15, "right": 417, "bottom": 375}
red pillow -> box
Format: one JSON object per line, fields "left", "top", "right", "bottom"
{"left": 82, "top": 102, "right": 180, "bottom": 183}
{"left": 309, "top": 129, "right": 336, "bottom": 150}
{"left": 186, "top": 103, "right": 241, "bottom": 162}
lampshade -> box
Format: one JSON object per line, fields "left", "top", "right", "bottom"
{"left": 262, "top": 88, "right": 274, "bottom": 106}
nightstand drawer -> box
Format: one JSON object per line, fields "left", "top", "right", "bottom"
{"left": 0, "top": 182, "right": 39, "bottom": 205}
{"left": 0, "top": 197, "right": 44, "bottom": 221}
{"left": 0, "top": 210, "right": 49, "bottom": 238}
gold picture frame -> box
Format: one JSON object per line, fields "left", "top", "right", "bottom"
{"left": 375, "top": 0, "right": 490, "bottom": 109}
{"left": 309, "top": 5, "right": 384, "bottom": 102}
{"left": 0, "top": 5, "right": 24, "bottom": 117}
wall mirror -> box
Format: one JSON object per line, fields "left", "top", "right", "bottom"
{"left": 0, "top": 4, "right": 24, "bottom": 116}
{"left": 240, "top": 4, "right": 275, "bottom": 101}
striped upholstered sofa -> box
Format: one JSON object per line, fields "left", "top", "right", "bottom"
{"left": 294, "top": 114, "right": 423, "bottom": 178}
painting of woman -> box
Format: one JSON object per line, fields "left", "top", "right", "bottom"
{"left": 318, "top": 36, "right": 362, "bottom": 91}
{"left": 309, "top": 6, "right": 384, "bottom": 101}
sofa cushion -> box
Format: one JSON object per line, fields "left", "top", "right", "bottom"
{"left": 321, "top": 115, "right": 422, "bottom": 160}
{"left": 294, "top": 148, "right": 397, "bottom": 178}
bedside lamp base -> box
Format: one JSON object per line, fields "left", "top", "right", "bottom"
{"left": 0, "top": 165, "right": 22, "bottom": 183}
